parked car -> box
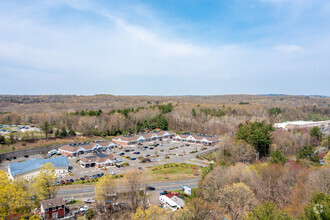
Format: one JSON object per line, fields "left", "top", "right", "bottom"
{"left": 149, "top": 147, "right": 154, "bottom": 150}
{"left": 84, "top": 175, "right": 89, "bottom": 180}
{"left": 131, "top": 158, "right": 136, "bottom": 160}
{"left": 110, "top": 171, "right": 115, "bottom": 175}
{"left": 185, "top": 144, "right": 190, "bottom": 146}
{"left": 138, "top": 167, "right": 143, "bottom": 170}
{"left": 154, "top": 144, "right": 159, "bottom": 147}
{"left": 135, "top": 152, "right": 140, "bottom": 154}
{"left": 80, "top": 177, "right": 85, "bottom": 181}
{"left": 89, "top": 175, "right": 93, "bottom": 179}
{"left": 116, "top": 164, "right": 121, "bottom": 168}
{"left": 66, "top": 179, "right": 70, "bottom": 184}
{"left": 84, "top": 198, "right": 95, "bottom": 204}
{"left": 48, "top": 150, "right": 57, "bottom": 157}
{"left": 6, "top": 156, "right": 16, "bottom": 161}
{"left": 125, "top": 149, "right": 130, "bottom": 152}
{"left": 101, "top": 173, "right": 105, "bottom": 176}
{"left": 118, "top": 152, "right": 125, "bottom": 156}
{"left": 70, "top": 179, "right": 74, "bottom": 183}
{"left": 146, "top": 154, "right": 150, "bottom": 157}
{"left": 80, "top": 206, "right": 88, "bottom": 212}
{"left": 97, "top": 173, "right": 102, "bottom": 178}
{"left": 160, "top": 191, "right": 167, "bottom": 195}
{"left": 146, "top": 186, "right": 156, "bottom": 191}
{"left": 24, "top": 155, "right": 29, "bottom": 158}
{"left": 57, "top": 181, "right": 61, "bottom": 185}
{"left": 61, "top": 180, "right": 65, "bottom": 184}
{"left": 93, "top": 174, "right": 97, "bottom": 179}
{"left": 144, "top": 146, "right": 148, "bottom": 149}
{"left": 132, "top": 152, "right": 137, "bottom": 154}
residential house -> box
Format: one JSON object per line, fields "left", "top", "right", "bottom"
{"left": 41, "top": 198, "right": 65, "bottom": 219}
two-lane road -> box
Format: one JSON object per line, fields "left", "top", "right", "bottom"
{"left": 57, "top": 179, "right": 199, "bottom": 198}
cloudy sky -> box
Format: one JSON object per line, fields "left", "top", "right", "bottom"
{"left": 0, "top": 0, "right": 329, "bottom": 95}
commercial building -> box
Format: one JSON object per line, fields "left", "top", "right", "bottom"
{"left": 159, "top": 192, "right": 185, "bottom": 211}
{"left": 172, "top": 134, "right": 220, "bottom": 146}
{"left": 41, "top": 198, "right": 66, "bottom": 219}
{"left": 58, "top": 141, "right": 117, "bottom": 157}
{"left": 112, "top": 130, "right": 175, "bottom": 146}
{"left": 8, "top": 156, "right": 69, "bottom": 181}
{"left": 79, "top": 153, "right": 115, "bottom": 168}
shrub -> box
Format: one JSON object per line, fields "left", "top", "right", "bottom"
{"left": 297, "top": 145, "right": 315, "bottom": 159}
{"left": 270, "top": 150, "right": 288, "bottom": 164}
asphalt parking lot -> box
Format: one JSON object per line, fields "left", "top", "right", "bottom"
{"left": 66, "top": 139, "right": 214, "bottom": 180}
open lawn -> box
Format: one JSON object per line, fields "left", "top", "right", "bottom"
{"left": 145, "top": 163, "right": 200, "bottom": 182}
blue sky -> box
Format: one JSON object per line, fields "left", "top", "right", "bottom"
{"left": 0, "top": 0, "right": 329, "bottom": 96}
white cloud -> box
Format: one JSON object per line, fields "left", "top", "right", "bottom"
{"left": 0, "top": 0, "right": 329, "bottom": 95}
{"left": 274, "top": 44, "right": 302, "bottom": 53}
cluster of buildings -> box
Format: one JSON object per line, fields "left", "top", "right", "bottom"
{"left": 112, "top": 130, "right": 220, "bottom": 146}
{"left": 7, "top": 157, "right": 69, "bottom": 180}
{"left": 0, "top": 124, "right": 41, "bottom": 135}
{"left": 274, "top": 120, "right": 330, "bottom": 134}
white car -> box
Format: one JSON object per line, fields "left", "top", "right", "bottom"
{"left": 110, "top": 171, "right": 115, "bottom": 175}
{"left": 80, "top": 205, "right": 88, "bottom": 212}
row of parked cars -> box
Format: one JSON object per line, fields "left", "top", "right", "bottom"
{"left": 79, "top": 173, "right": 105, "bottom": 181}
{"left": 58, "top": 173, "right": 105, "bottom": 184}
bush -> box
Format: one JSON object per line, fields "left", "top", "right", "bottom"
{"left": 297, "top": 145, "right": 315, "bottom": 159}
{"left": 270, "top": 150, "right": 288, "bottom": 164}
{"left": 165, "top": 156, "right": 170, "bottom": 159}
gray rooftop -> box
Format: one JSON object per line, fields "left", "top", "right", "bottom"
{"left": 8, "top": 156, "right": 69, "bottom": 177}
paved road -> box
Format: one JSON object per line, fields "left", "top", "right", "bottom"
{"left": 57, "top": 179, "right": 199, "bottom": 199}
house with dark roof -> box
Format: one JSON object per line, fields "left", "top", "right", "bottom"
{"left": 41, "top": 198, "right": 65, "bottom": 219}
{"left": 8, "top": 156, "right": 69, "bottom": 180}
{"left": 79, "top": 153, "right": 115, "bottom": 168}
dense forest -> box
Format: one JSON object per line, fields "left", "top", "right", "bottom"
{"left": 0, "top": 95, "right": 329, "bottom": 138}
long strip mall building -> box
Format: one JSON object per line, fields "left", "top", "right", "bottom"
{"left": 112, "top": 130, "right": 220, "bottom": 146}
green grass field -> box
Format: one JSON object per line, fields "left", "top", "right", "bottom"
{"left": 145, "top": 163, "right": 200, "bottom": 181}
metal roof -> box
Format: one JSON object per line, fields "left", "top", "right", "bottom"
{"left": 8, "top": 156, "right": 69, "bottom": 177}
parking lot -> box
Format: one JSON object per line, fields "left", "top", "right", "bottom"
{"left": 0, "top": 139, "right": 215, "bottom": 182}
{"left": 65, "top": 139, "right": 214, "bottom": 180}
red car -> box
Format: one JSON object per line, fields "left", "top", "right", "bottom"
{"left": 84, "top": 175, "right": 89, "bottom": 180}
{"left": 66, "top": 179, "right": 70, "bottom": 184}
{"left": 61, "top": 180, "right": 65, "bottom": 184}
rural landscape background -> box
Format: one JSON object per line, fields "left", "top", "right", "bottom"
{"left": 0, "top": 94, "right": 329, "bottom": 219}
{"left": 0, "top": 0, "right": 329, "bottom": 219}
